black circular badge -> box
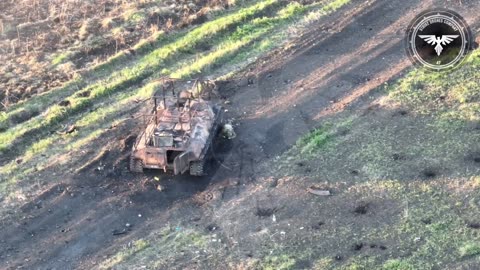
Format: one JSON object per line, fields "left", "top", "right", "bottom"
{"left": 406, "top": 9, "right": 472, "bottom": 71}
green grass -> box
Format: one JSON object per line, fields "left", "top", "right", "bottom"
{"left": 99, "top": 227, "right": 209, "bottom": 269}
{"left": 382, "top": 260, "right": 415, "bottom": 270}
{"left": 260, "top": 254, "right": 297, "bottom": 270}
{"left": 388, "top": 49, "right": 480, "bottom": 123}
{"left": 295, "top": 117, "right": 353, "bottom": 155}
{"left": 297, "top": 126, "right": 334, "bottom": 154}
{"left": 99, "top": 239, "right": 150, "bottom": 269}
{"left": 51, "top": 52, "right": 72, "bottom": 66}
{"left": 459, "top": 243, "right": 480, "bottom": 258}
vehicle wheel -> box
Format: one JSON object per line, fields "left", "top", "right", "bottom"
{"left": 130, "top": 157, "right": 144, "bottom": 173}
{"left": 189, "top": 160, "right": 205, "bottom": 176}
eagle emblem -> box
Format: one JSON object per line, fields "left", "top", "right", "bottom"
{"left": 419, "top": 35, "right": 459, "bottom": 56}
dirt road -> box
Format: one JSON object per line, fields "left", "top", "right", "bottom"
{"left": 1, "top": 0, "right": 479, "bottom": 269}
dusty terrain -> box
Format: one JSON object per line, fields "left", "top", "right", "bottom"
{"left": 1, "top": 0, "right": 479, "bottom": 269}
{"left": 0, "top": 0, "right": 232, "bottom": 108}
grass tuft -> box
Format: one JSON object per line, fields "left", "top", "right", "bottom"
{"left": 382, "top": 259, "right": 415, "bottom": 270}
{"left": 459, "top": 243, "right": 480, "bottom": 258}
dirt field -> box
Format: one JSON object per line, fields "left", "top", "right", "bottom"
{"left": 0, "top": 0, "right": 234, "bottom": 108}
{"left": 1, "top": 0, "right": 479, "bottom": 269}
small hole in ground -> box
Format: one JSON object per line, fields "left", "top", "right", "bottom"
{"left": 422, "top": 168, "right": 437, "bottom": 179}
{"left": 312, "top": 222, "right": 325, "bottom": 230}
{"left": 354, "top": 202, "right": 369, "bottom": 215}
{"left": 468, "top": 223, "right": 480, "bottom": 229}
{"left": 58, "top": 100, "right": 70, "bottom": 107}
{"left": 422, "top": 218, "right": 432, "bottom": 225}
{"left": 255, "top": 207, "right": 277, "bottom": 217}
{"left": 352, "top": 243, "right": 363, "bottom": 251}
{"left": 206, "top": 224, "right": 218, "bottom": 232}
{"left": 393, "top": 109, "right": 409, "bottom": 117}
{"left": 296, "top": 162, "right": 305, "bottom": 167}
{"left": 392, "top": 153, "right": 406, "bottom": 161}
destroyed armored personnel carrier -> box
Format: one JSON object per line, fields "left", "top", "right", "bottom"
{"left": 130, "top": 78, "right": 222, "bottom": 176}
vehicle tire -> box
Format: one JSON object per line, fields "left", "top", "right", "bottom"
{"left": 130, "top": 157, "right": 144, "bottom": 173}
{"left": 189, "top": 160, "right": 205, "bottom": 176}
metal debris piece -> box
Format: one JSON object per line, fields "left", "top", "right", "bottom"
{"left": 56, "top": 124, "right": 77, "bottom": 135}
{"left": 112, "top": 229, "right": 128, "bottom": 236}
{"left": 307, "top": 187, "right": 331, "bottom": 196}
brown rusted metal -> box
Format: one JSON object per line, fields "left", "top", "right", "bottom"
{"left": 130, "top": 78, "right": 222, "bottom": 176}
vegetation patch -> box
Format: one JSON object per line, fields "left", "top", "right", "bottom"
{"left": 271, "top": 47, "right": 480, "bottom": 268}
{"left": 99, "top": 227, "right": 211, "bottom": 270}
{"left": 459, "top": 243, "right": 480, "bottom": 258}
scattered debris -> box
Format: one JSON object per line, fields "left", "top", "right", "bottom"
{"left": 57, "top": 124, "right": 77, "bottom": 135}
{"left": 156, "top": 184, "right": 165, "bottom": 192}
{"left": 66, "top": 125, "right": 77, "bottom": 134}
{"left": 307, "top": 187, "right": 331, "bottom": 196}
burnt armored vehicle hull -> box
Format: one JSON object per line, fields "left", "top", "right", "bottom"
{"left": 130, "top": 79, "right": 222, "bottom": 176}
